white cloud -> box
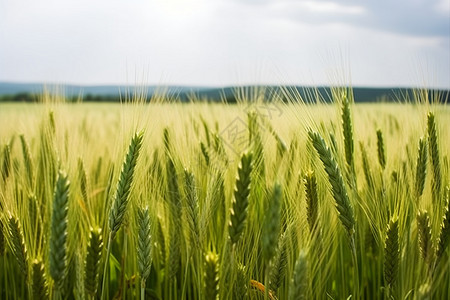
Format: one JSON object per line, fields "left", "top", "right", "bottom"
{"left": 0, "top": 0, "right": 448, "bottom": 88}
{"left": 297, "top": 1, "right": 366, "bottom": 15}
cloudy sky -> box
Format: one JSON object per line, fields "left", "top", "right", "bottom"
{"left": 0, "top": 0, "right": 449, "bottom": 88}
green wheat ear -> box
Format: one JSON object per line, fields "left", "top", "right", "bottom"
{"left": 304, "top": 171, "right": 319, "bottom": 233}
{"left": 359, "top": 142, "right": 373, "bottom": 189}
{"left": 32, "top": 259, "right": 49, "bottom": 300}
{"left": 204, "top": 251, "right": 219, "bottom": 300}
{"left": 77, "top": 157, "right": 88, "bottom": 204}
{"left": 233, "top": 263, "right": 248, "bottom": 299}
{"left": 415, "top": 138, "right": 428, "bottom": 199}
{"left": 183, "top": 169, "right": 200, "bottom": 249}
{"left": 341, "top": 94, "right": 354, "bottom": 169}
{"left": 289, "top": 250, "right": 308, "bottom": 300}
{"left": 262, "top": 182, "right": 282, "bottom": 263}
{"left": 85, "top": 227, "right": 104, "bottom": 297}
{"left": 417, "top": 211, "right": 433, "bottom": 267}
{"left": 229, "top": 152, "right": 253, "bottom": 245}
{"left": 376, "top": 129, "right": 386, "bottom": 169}
{"left": 49, "top": 170, "right": 70, "bottom": 290}
{"left": 269, "top": 229, "right": 288, "bottom": 293}
{"left": 7, "top": 214, "right": 29, "bottom": 280}
{"left": 436, "top": 187, "right": 450, "bottom": 264}
{"left": 20, "top": 134, "right": 34, "bottom": 188}
{"left": 137, "top": 206, "right": 152, "bottom": 283}
{"left": 384, "top": 218, "right": 399, "bottom": 288}
{"left": 109, "top": 131, "right": 144, "bottom": 237}
{"left": 1, "top": 143, "right": 11, "bottom": 180}
{"left": 427, "top": 112, "right": 441, "bottom": 199}
{"left": 308, "top": 131, "right": 355, "bottom": 242}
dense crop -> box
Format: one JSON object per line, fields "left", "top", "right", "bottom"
{"left": 0, "top": 89, "right": 449, "bottom": 299}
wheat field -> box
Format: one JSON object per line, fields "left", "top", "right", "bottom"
{"left": 0, "top": 89, "right": 449, "bottom": 299}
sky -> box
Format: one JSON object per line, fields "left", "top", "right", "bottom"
{"left": 0, "top": 0, "right": 449, "bottom": 88}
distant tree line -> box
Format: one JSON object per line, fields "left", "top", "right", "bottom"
{"left": 0, "top": 88, "right": 448, "bottom": 103}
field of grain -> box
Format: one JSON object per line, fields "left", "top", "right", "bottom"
{"left": 0, "top": 90, "right": 449, "bottom": 299}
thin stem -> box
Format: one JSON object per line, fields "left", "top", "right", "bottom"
{"left": 351, "top": 237, "right": 360, "bottom": 300}
{"left": 100, "top": 232, "right": 113, "bottom": 300}
{"left": 141, "top": 279, "right": 145, "bottom": 300}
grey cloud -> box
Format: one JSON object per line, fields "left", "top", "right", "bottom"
{"left": 271, "top": 0, "right": 449, "bottom": 38}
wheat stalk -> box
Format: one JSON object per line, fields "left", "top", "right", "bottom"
{"left": 137, "top": 206, "right": 152, "bottom": 299}
{"left": 156, "top": 216, "right": 166, "bottom": 265}
{"left": 376, "top": 129, "right": 386, "bottom": 170}
{"left": 167, "top": 219, "right": 181, "bottom": 280}
{"left": 269, "top": 230, "right": 288, "bottom": 293}
{"left": 308, "top": 131, "right": 356, "bottom": 242}
{"left": 204, "top": 251, "right": 219, "bottom": 300}
{"left": 384, "top": 218, "right": 399, "bottom": 289}
{"left": 49, "top": 170, "right": 70, "bottom": 290}
{"left": 85, "top": 227, "right": 103, "bottom": 297}
{"left": 262, "top": 183, "right": 282, "bottom": 264}
{"left": 341, "top": 94, "right": 354, "bottom": 169}
{"left": 200, "top": 142, "right": 210, "bottom": 166}
{"left": 304, "top": 171, "right": 319, "bottom": 232}
{"left": 288, "top": 250, "right": 308, "bottom": 300}
{"left": 1, "top": 143, "right": 11, "bottom": 181}
{"left": 417, "top": 211, "right": 433, "bottom": 267}
{"left": 415, "top": 138, "right": 428, "bottom": 199}
{"left": 233, "top": 263, "right": 248, "bottom": 299}
{"left": 427, "top": 112, "right": 441, "bottom": 199}
{"left": 7, "top": 214, "right": 29, "bottom": 280}
{"left": 31, "top": 259, "right": 49, "bottom": 300}
{"left": 102, "top": 131, "right": 144, "bottom": 300}
{"left": 229, "top": 152, "right": 253, "bottom": 245}
{"left": 436, "top": 187, "right": 450, "bottom": 264}
{"left": 359, "top": 142, "right": 373, "bottom": 189}
{"left": 78, "top": 157, "right": 88, "bottom": 204}
{"left": 183, "top": 169, "right": 200, "bottom": 250}
{"left": 108, "top": 131, "right": 144, "bottom": 237}
{"left": 20, "top": 135, "right": 34, "bottom": 188}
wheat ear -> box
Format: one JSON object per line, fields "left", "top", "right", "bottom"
{"left": 7, "top": 214, "right": 29, "bottom": 280}
{"left": 359, "top": 142, "right": 373, "bottom": 188}
{"left": 229, "top": 152, "right": 253, "bottom": 245}
{"left": 262, "top": 183, "right": 282, "bottom": 264}
{"left": 427, "top": 112, "right": 441, "bottom": 198}
{"left": 384, "top": 218, "right": 399, "bottom": 289}
{"left": 183, "top": 169, "right": 200, "bottom": 249}
{"left": 85, "top": 227, "right": 103, "bottom": 297}
{"left": 288, "top": 250, "right": 308, "bottom": 300}
{"left": 102, "top": 131, "right": 144, "bottom": 300}
{"left": 108, "top": 131, "right": 144, "bottom": 237}
{"left": 32, "top": 259, "right": 49, "bottom": 300}
{"left": 436, "top": 187, "right": 450, "bottom": 264}
{"left": 78, "top": 157, "right": 89, "bottom": 204}
{"left": 417, "top": 211, "right": 433, "bottom": 267}
{"left": 269, "top": 230, "right": 288, "bottom": 292}
{"left": 304, "top": 171, "right": 319, "bottom": 232}
{"left": 308, "top": 131, "right": 355, "bottom": 241}
{"left": 1, "top": 144, "right": 11, "bottom": 180}
{"left": 20, "top": 134, "right": 34, "bottom": 188}
{"left": 49, "top": 170, "right": 70, "bottom": 290}
{"left": 376, "top": 129, "right": 386, "bottom": 169}
{"left": 415, "top": 138, "right": 428, "bottom": 199}
{"left": 204, "top": 251, "right": 219, "bottom": 300}
{"left": 137, "top": 206, "right": 152, "bottom": 299}
{"left": 341, "top": 95, "right": 354, "bottom": 169}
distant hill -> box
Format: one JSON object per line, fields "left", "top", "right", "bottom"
{"left": 0, "top": 82, "right": 448, "bottom": 103}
